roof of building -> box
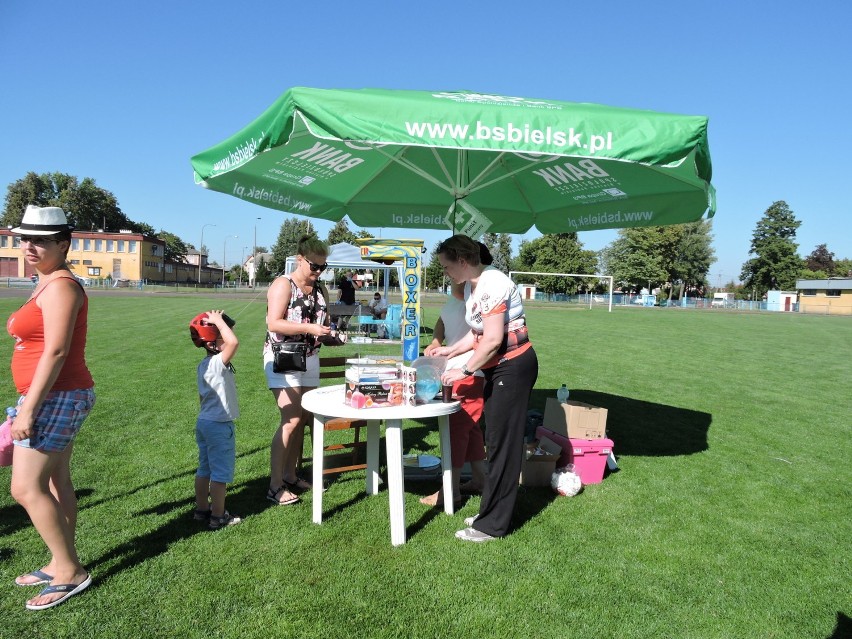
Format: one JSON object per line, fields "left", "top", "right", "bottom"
{"left": 796, "top": 278, "right": 852, "bottom": 290}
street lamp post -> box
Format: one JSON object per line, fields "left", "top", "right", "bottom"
{"left": 252, "top": 217, "right": 260, "bottom": 287}
{"left": 223, "top": 235, "right": 238, "bottom": 287}
{"left": 199, "top": 223, "right": 216, "bottom": 284}
{"left": 239, "top": 246, "right": 247, "bottom": 288}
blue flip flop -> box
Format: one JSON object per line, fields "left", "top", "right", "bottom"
{"left": 26, "top": 574, "right": 92, "bottom": 610}
{"left": 15, "top": 569, "right": 53, "bottom": 587}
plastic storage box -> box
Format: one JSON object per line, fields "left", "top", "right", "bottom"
{"left": 536, "top": 426, "right": 613, "bottom": 485}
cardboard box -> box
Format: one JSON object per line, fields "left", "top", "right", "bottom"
{"left": 543, "top": 397, "right": 608, "bottom": 440}
{"left": 519, "top": 436, "right": 561, "bottom": 487}
{"left": 535, "top": 425, "right": 571, "bottom": 468}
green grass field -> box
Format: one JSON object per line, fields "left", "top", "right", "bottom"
{"left": 1, "top": 292, "right": 849, "bottom": 639}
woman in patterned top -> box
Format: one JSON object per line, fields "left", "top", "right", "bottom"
{"left": 264, "top": 235, "right": 332, "bottom": 506}
{"left": 432, "top": 234, "right": 539, "bottom": 542}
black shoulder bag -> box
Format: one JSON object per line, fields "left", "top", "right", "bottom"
{"left": 269, "top": 279, "right": 318, "bottom": 374}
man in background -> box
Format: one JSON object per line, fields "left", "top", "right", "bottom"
{"left": 338, "top": 270, "right": 361, "bottom": 305}
{"left": 368, "top": 292, "right": 388, "bottom": 320}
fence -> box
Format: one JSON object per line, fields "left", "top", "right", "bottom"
{"left": 527, "top": 292, "right": 834, "bottom": 314}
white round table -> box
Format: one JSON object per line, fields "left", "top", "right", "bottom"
{"left": 301, "top": 384, "right": 460, "bottom": 546}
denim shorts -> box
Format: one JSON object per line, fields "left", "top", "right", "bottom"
{"left": 195, "top": 418, "right": 236, "bottom": 484}
{"left": 13, "top": 388, "right": 96, "bottom": 453}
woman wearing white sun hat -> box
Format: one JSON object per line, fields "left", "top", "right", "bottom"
{"left": 6, "top": 205, "right": 95, "bottom": 610}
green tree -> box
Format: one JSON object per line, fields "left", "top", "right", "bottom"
{"left": 326, "top": 219, "right": 358, "bottom": 245}
{"left": 255, "top": 258, "right": 273, "bottom": 283}
{"left": 833, "top": 258, "right": 852, "bottom": 278}
{"left": 514, "top": 233, "right": 597, "bottom": 294}
{"left": 664, "top": 222, "right": 715, "bottom": 300}
{"left": 270, "top": 218, "right": 317, "bottom": 273}
{"left": 482, "top": 232, "right": 513, "bottom": 274}
{"left": 2, "top": 171, "right": 139, "bottom": 232}
{"left": 600, "top": 223, "right": 714, "bottom": 297}
{"left": 3, "top": 172, "right": 193, "bottom": 268}
{"left": 740, "top": 201, "right": 801, "bottom": 296}
{"left": 157, "top": 231, "right": 192, "bottom": 264}
{"left": 424, "top": 242, "right": 446, "bottom": 291}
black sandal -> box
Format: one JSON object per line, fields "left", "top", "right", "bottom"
{"left": 282, "top": 477, "right": 311, "bottom": 494}
{"left": 266, "top": 486, "right": 299, "bottom": 505}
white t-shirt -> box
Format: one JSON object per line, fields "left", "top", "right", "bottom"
{"left": 369, "top": 297, "right": 388, "bottom": 313}
{"left": 463, "top": 267, "right": 529, "bottom": 368}
{"left": 464, "top": 267, "right": 525, "bottom": 332}
{"left": 439, "top": 295, "right": 482, "bottom": 375}
{"left": 197, "top": 353, "right": 239, "bottom": 422}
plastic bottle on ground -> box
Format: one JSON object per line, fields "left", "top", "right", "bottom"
{"left": 556, "top": 384, "right": 570, "bottom": 403}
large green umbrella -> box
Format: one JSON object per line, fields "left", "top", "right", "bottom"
{"left": 191, "top": 87, "right": 714, "bottom": 236}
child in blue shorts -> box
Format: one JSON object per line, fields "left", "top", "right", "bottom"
{"left": 189, "top": 310, "right": 241, "bottom": 530}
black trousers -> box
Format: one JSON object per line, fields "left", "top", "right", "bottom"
{"left": 474, "top": 346, "right": 538, "bottom": 538}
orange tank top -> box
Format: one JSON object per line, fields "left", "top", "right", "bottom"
{"left": 6, "top": 277, "right": 94, "bottom": 394}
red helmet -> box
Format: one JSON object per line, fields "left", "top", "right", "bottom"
{"left": 189, "top": 312, "right": 235, "bottom": 347}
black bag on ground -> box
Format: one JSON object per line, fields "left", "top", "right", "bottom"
{"left": 271, "top": 341, "right": 308, "bottom": 373}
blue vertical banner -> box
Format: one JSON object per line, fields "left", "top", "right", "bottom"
{"left": 355, "top": 238, "right": 424, "bottom": 363}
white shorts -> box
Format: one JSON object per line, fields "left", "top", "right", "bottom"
{"left": 264, "top": 350, "right": 321, "bottom": 389}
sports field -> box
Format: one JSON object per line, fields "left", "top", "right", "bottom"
{"left": 1, "top": 292, "right": 849, "bottom": 638}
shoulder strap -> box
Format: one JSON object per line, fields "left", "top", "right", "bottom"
{"left": 315, "top": 282, "right": 331, "bottom": 326}
{"left": 29, "top": 275, "right": 85, "bottom": 303}
{"left": 267, "top": 275, "right": 295, "bottom": 344}
{"left": 282, "top": 275, "right": 296, "bottom": 311}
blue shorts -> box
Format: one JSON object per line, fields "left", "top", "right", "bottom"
{"left": 13, "top": 388, "right": 96, "bottom": 453}
{"left": 195, "top": 418, "right": 236, "bottom": 484}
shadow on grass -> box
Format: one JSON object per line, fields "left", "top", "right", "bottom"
{"left": 0, "top": 488, "right": 95, "bottom": 537}
{"left": 74, "top": 445, "right": 269, "bottom": 516}
{"left": 85, "top": 472, "right": 281, "bottom": 581}
{"left": 828, "top": 612, "right": 851, "bottom": 639}
{"left": 529, "top": 388, "right": 711, "bottom": 457}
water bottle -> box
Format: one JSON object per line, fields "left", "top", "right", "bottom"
{"left": 5, "top": 407, "right": 15, "bottom": 419}
{"left": 556, "top": 384, "right": 570, "bottom": 403}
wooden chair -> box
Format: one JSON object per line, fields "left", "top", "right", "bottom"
{"left": 302, "top": 356, "right": 368, "bottom": 475}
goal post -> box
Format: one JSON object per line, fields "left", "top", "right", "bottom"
{"left": 508, "top": 271, "right": 614, "bottom": 312}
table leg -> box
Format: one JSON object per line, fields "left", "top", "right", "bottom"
{"left": 312, "top": 415, "right": 326, "bottom": 525}
{"left": 438, "top": 414, "right": 455, "bottom": 515}
{"left": 384, "top": 418, "right": 406, "bottom": 546}
{"left": 366, "top": 420, "right": 381, "bottom": 495}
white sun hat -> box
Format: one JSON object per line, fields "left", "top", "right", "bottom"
{"left": 11, "top": 205, "right": 73, "bottom": 235}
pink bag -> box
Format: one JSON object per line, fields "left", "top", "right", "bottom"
{"left": 0, "top": 417, "right": 14, "bottom": 466}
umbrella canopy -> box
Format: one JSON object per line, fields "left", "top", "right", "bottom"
{"left": 191, "top": 87, "right": 714, "bottom": 236}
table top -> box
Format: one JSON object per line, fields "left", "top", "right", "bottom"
{"left": 302, "top": 384, "right": 460, "bottom": 420}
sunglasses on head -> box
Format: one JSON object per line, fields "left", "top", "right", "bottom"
{"left": 20, "top": 236, "right": 59, "bottom": 247}
{"left": 305, "top": 259, "right": 328, "bottom": 273}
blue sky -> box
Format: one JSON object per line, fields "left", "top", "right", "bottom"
{"left": 1, "top": 0, "right": 849, "bottom": 283}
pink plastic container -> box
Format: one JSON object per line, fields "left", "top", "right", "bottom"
{"left": 565, "top": 437, "right": 613, "bottom": 485}
{"left": 0, "top": 417, "right": 14, "bottom": 467}
{"left": 535, "top": 426, "right": 613, "bottom": 485}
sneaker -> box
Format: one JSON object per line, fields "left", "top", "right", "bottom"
{"left": 463, "top": 514, "right": 478, "bottom": 526}
{"left": 192, "top": 508, "right": 211, "bottom": 521}
{"left": 455, "top": 526, "right": 497, "bottom": 543}
{"left": 209, "top": 511, "right": 242, "bottom": 530}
